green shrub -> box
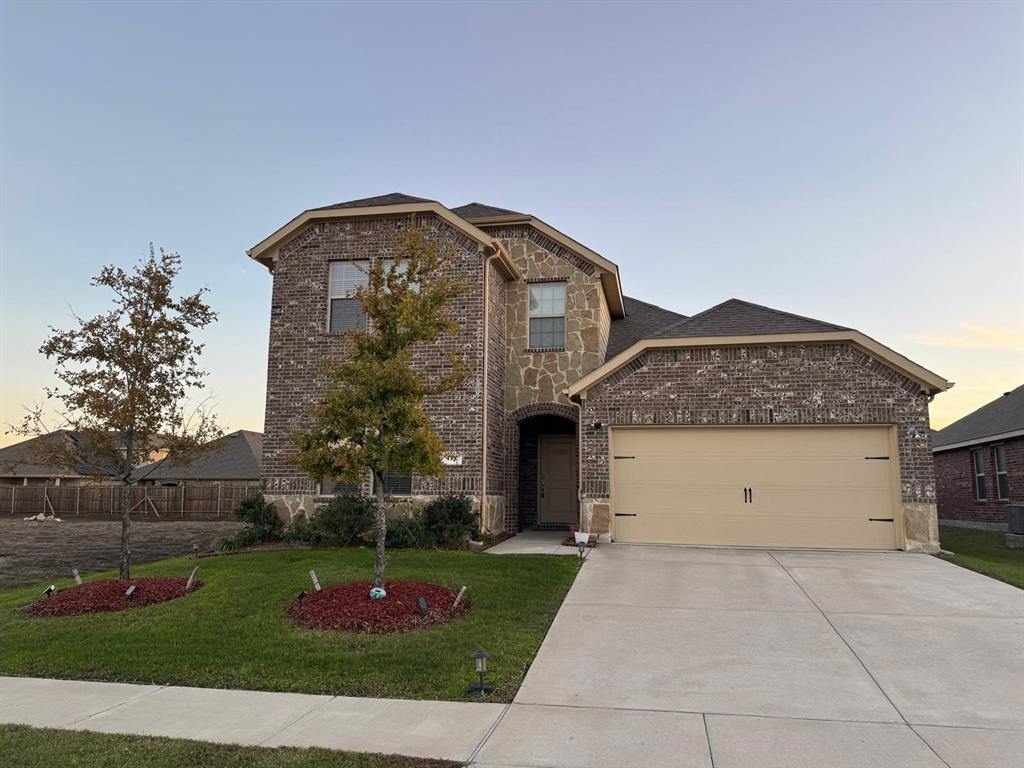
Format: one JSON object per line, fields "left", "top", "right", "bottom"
{"left": 386, "top": 514, "right": 432, "bottom": 549}
{"left": 308, "top": 494, "right": 376, "bottom": 546}
{"left": 218, "top": 490, "right": 283, "bottom": 550}
{"left": 420, "top": 494, "right": 479, "bottom": 548}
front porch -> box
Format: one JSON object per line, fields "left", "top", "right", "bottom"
{"left": 506, "top": 404, "right": 580, "bottom": 533}
{"left": 483, "top": 529, "right": 577, "bottom": 555}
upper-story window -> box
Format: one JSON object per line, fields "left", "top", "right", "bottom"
{"left": 994, "top": 445, "right": 1009, "bottom": 500}
{"left": 972, "top": 449, "right": 987, "bottom": 500}
{"left": 528, "top": 282, "right": 566, "bottom": 349}
{"left": 329, "top": 260, "right": 368, "bottom": 332}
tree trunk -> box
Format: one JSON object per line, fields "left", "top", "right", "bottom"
{"left": 119, "top": 480, "right": 131, "bottom": 580}
{"left": 119, "top": 432, "right": 134, "bottom": 581}
{"left": 373, "top": 469, "right": 387, "bottom": 589}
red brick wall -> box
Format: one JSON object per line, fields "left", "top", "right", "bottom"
{"left": 261, "top": 214, "right": 487, "bottom": 496}
{"left": 579, "top": 342, "right": 935, "bottom": 503}
{"left": 485, "top": 259, "right": 506, "bottom": 498}
{"left": 934, "top": 437, "right": 1023, "bottom": 524}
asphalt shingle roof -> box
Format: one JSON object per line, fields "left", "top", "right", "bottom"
{"left": 135, "top": 430, "right": 263, "bottom": 482}
{"left": 606, "top": 297, "right": 689, "bottom": 360}
{"left": 450, "top": 202, "right": 526, "bottom": 220}
{"left": 311, "top": 193, "right": 435, "bottom": 212}
{"left": 654, "top": 298, "right": 847, "bottom": 339}
{"left": 933, "top": 385, "right": 1024, "bottom": 449}
{"left": 0, "top": 432, "right": 83, "bottom": 478}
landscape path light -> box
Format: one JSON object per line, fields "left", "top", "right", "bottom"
{"left": 468, "top": 649, "right": 494, "bottom": 694}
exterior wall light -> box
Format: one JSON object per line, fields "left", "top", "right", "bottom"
{"left": 468, "top": 650, "right": 495, "bottom": 694}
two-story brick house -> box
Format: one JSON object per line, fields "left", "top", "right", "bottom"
{"left": 250, "top": 193, "right": 951, "bottom": 551}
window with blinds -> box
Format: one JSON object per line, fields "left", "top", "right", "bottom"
{"left": 322, "top": 478, "right": 362, "bottom": 496}
{"left": 528, "top": 282, "right": 566, "bottom": 348}
{"left": 329, "top": 261, "right": 369, "bottom": 332}
{"left": 376, "top": 470, "right": 413, "bottom": 496}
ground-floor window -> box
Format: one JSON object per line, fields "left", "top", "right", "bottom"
{"left": 972, "top": 449, "right": 987, "bottom": 500}
{"left": 376, "top": 470, "right": 412, "bottom": 496}
{"left": 994, "top": 445, "right": 1009, "bottom": 500}
{"left": 322, "top": 478, "right": 361, "bottom": 495}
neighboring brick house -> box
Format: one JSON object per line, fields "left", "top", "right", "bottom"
{"left": 933, "top": 385, "right": 1023, "bottom": 528}
{"left": 249, "top": 193, "right": 950, "bottom": 551}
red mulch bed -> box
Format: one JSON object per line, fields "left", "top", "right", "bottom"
{"left": 22, "top": 576, "right": 202, "bottom": 618}
{"left": 287, "top": 580, "right": 469, "bottom": 634}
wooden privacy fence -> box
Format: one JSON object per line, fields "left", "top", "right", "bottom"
{"left": 0, "top": 483, "right": 259, "bottom": 517}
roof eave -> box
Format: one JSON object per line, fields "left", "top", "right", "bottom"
{"left": 567, "top": 330, "right": 952, "bottom": 399}
{"left": 247, "top": 202, "right": 518, "bottom": 277}
{"left": 933, "top": 428, "right": 1024, "bottom": 452}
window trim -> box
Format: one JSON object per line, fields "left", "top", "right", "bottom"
{"left": 994, "top": 445, "right": 1009, "bottom": 501}
{"left": 527, "top": 280, "right": 567, "bottom": 350}
{"left": 327, "top": 259, "right": 369, "bottom": 333}
{"left": 971, "top": 448, "right": 987, "bottom": 501}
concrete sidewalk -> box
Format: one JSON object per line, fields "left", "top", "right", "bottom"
{"left": 0, "top": 676, "right": 506, "bottom": 763}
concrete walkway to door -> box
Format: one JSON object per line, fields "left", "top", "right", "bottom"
{"left": 471, "top": 544, "right": 1024, "bottom": 768}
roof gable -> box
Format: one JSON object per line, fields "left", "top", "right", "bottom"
{"left": 933, "top": 385, "right": 1024, "bottom": 449}
{"left": 655, "top": 299, "right": 847, "bottom": 339}
{"left": 248, "top": 195, "right": 519, "bottom": 279}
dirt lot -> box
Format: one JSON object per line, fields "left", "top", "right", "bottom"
{"left": 0, "top": 517, "right": 243, "bottom": 588}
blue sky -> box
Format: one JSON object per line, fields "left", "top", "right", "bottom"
{"left": 1, "top": 0, "right": 1021, "bottom": 445}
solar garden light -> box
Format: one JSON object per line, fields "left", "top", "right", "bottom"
{"left": 125, "top": 584, "right": 138, "bottom": 598}
{"left": 468, "top": 650, "right": 494, "bottom": 694}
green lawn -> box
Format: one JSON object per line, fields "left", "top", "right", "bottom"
{"left": 0, "top": 725, "right": 456, "bottom": 768}
{"left": 938, "top": 525, "right": 1024, "bottom": 589}
{"left": 0, "top": 548, "right": 578, "bottom": 701}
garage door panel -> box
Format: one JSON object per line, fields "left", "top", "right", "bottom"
{"left": 615, "top": 512, "right": 894, "bottom": 549}
{"left": 610, "top": 427, "right": 897, "bottom": 550}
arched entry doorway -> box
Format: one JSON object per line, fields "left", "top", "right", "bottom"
{"left": 507, "top": 404, "right": 578, "bottom": 531}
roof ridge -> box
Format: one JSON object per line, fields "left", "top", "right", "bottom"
{"left": 723, "top": 298, "right": 849, "bottom": 330}
{"left": 655, "top": 298, "right": 847, "bottom": 338}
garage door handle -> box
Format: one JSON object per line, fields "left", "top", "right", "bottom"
{"left": 615, "top": 513, "right": 637, "bottom": 517}
{"left": 869, "top": 517, "right": 894, "bottom": 522}
{"left": 743, "top": 487, "right": 749, "bottom": 503}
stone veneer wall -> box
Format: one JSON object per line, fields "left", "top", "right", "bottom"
{"left": 261, "top": 214, "right": 489, "bottom": 500}
{"left": 577, "top": 342, "right": 939, "bottom": 551}
{"left": 484, "top": 226, "right": 607, "bottom": 411}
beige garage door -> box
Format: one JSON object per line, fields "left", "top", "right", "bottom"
{"left": 610, "top": 426, "right": 898, "bottom": 549}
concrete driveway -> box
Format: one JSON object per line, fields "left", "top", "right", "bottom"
{"left": 471, "top": 545, "right": 1024, "bottom": 768}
